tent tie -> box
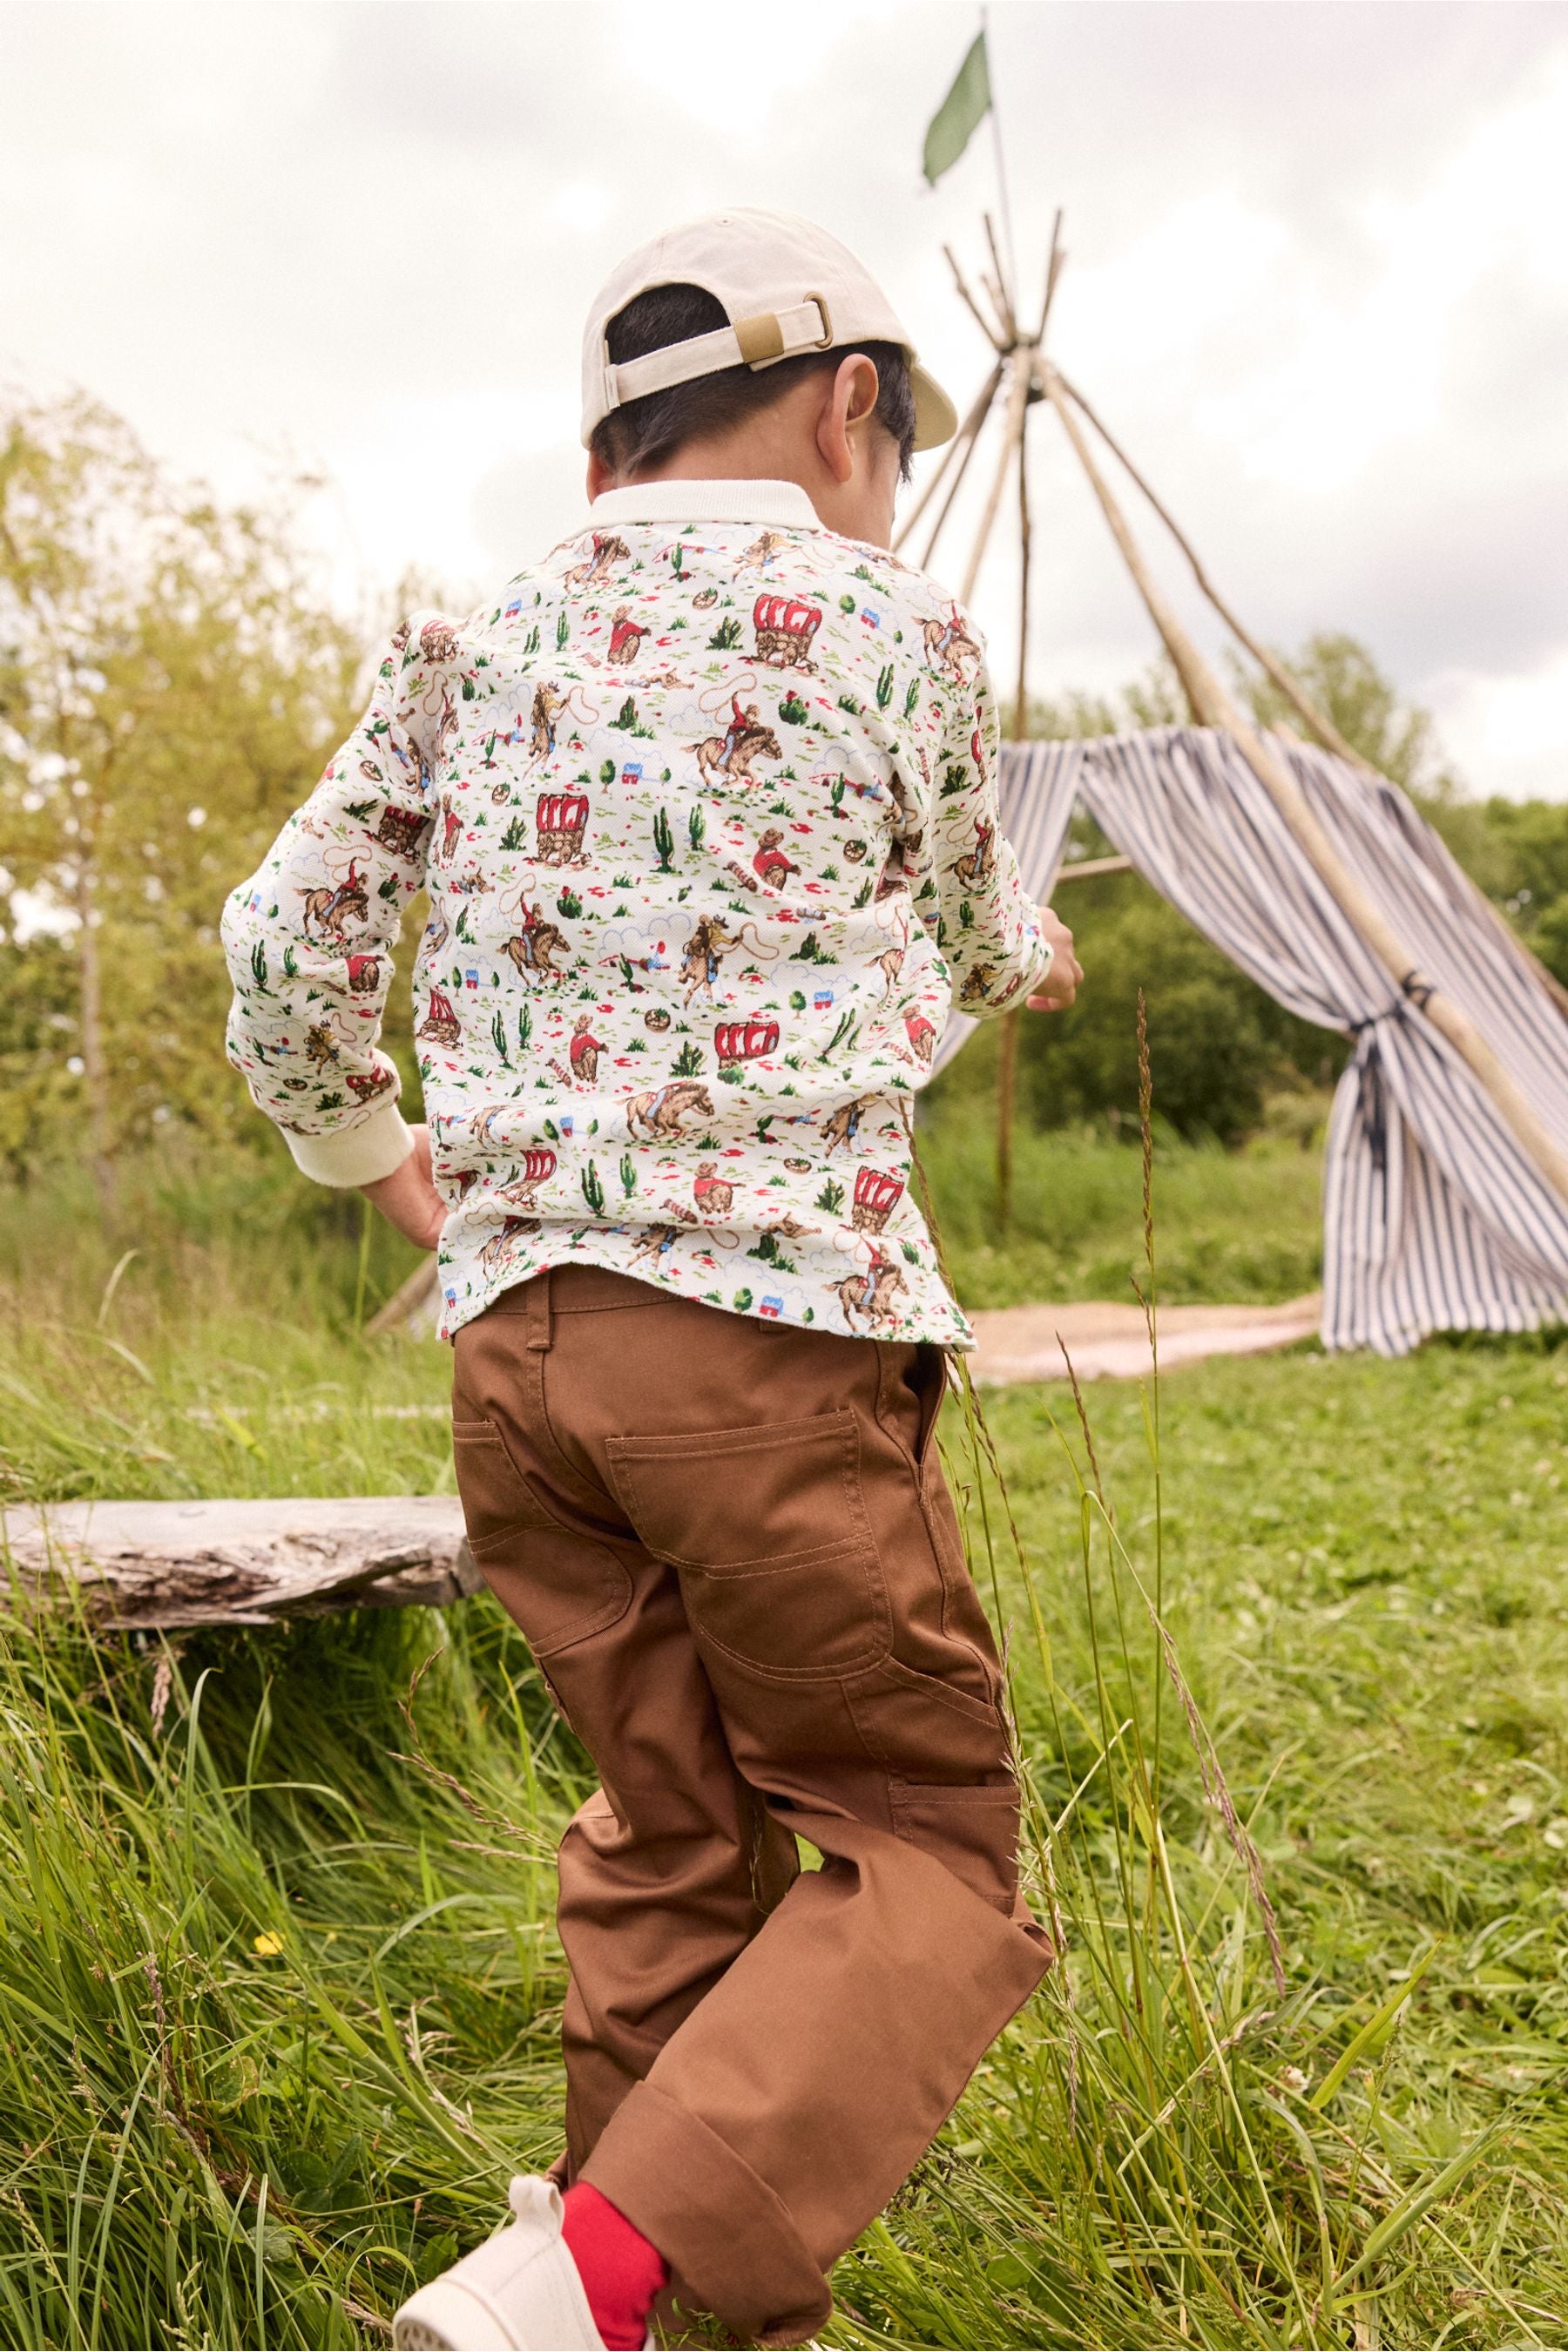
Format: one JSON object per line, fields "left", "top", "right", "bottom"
{"left": 1336, "top": 976, "right": 1436, "bottom": 1179}
{"left": 1344, "top": 1008, "right": 1409, "bottom": 1181}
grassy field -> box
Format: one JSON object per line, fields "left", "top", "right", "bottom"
{"left": 916, "top": 1106, "right": 1325, "bottom": 1310}
{"left": 0, "top": 1137, "right": 1565, "bottom": 2349}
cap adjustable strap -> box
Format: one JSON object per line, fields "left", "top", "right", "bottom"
{"left": 603, "top": 294, "right": 835, "bottom": 415}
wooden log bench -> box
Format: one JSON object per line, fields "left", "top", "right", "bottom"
{"left": 0, "top": 1497, "right": 481, "bottom": 1631}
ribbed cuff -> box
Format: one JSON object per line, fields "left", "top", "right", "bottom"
{"left": 284, "top": 1100, "right": 415, "bottom": 1187}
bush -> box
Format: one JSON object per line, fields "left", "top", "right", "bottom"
{"left": 930, "top": 876, "right": 1345, "bottom": 1146}
{"left": 1027, "top": 895, "right": 1287, "bottom": 1139}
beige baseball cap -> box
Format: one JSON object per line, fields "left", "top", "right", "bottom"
{"left": 581, "top": 206, "right": 958, "bottom": 455}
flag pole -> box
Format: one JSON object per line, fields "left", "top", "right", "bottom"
{"left": 979, "top": 7, "right": 1020, "bottom": 314}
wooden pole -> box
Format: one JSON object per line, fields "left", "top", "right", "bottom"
{"left": 980, "top": 10, "right": 1022, "bottom": 307}
{"left": 982, "top": 211, "right": 1019, "bottom": 340}
{"left": 1057, "top": 374, "right": 1387, "bottom": 773}
{"left": 996, "top": 357, "right": 1039, "bottom": 1237}
{"left": 917, "top": 374, "right": 1002, "bottom": 573}
{"left": 1036, "top": 211, "right": 1067, "bottom": 342}
{"left": 1054, "top": 853, "right": 1134, "bottom": 882}
{"left": 1043, "top": 365, "right": 1568, "bottom": 1210}
{"left": 995, "top": 1004, "right": 1020, "bottom": 1236}
{"left": 893, "top": 362, "right": 1003, "bottom": 555}
{"left": 1057, "top": 370, "right": 1568, "bottom": 1025}
{"left": 366, "top": 1252, "right": 441, "bottom": 1335}
{"left": 962, "top": 350, "right": 1033, "bottom": 606}
{"left": 943, "top": 244, "right": 1009, "bottom": 352}
{"left": 1013, "top": 377, "right": 1033, "bottom": 743}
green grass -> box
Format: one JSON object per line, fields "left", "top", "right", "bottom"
{"left": 0, "top": 1139, "right": 1565, "bottom": 2348}
{"left": 916, "top": 1108, "right": 1325, "bottom": 1309}
{"left": 0, "top": 1149, "right": 443, "bottom": 1504}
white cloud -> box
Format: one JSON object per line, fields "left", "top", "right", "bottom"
{"left": 1185, "top": 48, "right": 1568, "bottom": 492}
{"left": 322, "top": 382, "right": 580, "bottom": 595}
{"left": 610, "top": 0, "right": 896, "bottom": 120}
{"left": 3, "top": 3, "right": 1567, "bottom": 796}
{"left": 1064, "top": 192, "right": 1291, "bottom": 395}
{"left": 547, "top": 181, "right": 615, "bottom": 237}
{"left": 1431, "top": 656, "right": 1568, "bottom": 802}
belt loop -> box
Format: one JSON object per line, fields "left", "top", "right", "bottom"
{"left": 525, "top": 1267, "right": 554, "bottom": 1352}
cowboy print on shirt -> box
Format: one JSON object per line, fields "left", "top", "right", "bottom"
{"left": 221, "top": 485, "right": 1048, "bottom": 1347}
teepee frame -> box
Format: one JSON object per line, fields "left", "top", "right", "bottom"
{"left": 907, "top": 214, "right": 1568, "bottom": 1233}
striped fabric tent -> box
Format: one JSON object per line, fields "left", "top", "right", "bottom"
{"left": 938, "top": 732, "right": 1568, "bottom": 1356}
{"left": 907, "top": 221, "right": 1568, "bottom": 1358}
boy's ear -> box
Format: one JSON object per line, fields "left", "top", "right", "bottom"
{"left": 587, "top": 446, "right": 616, "bottom": 500}
{"left": 815, "top": 354, "right": 882, "bottom": 487}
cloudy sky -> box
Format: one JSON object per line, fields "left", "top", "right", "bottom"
{"left": 5, "top": 0, "right": 1568, "bottom": 797}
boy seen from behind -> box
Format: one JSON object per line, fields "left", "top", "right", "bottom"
{"left": 224, "top": 207, "right": 1080, "bottom": 2351}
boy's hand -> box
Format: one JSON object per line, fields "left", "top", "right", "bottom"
{"left": 1027, "top": 909, "right": 1082, "bottom": 1011}
{"left": 361, "top": 1123, "right": 445, "bottom": 1252}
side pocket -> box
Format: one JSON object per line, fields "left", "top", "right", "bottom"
{"left": 911, "top": 1342, "right": 952, "bottom": 1466}
{"left": 450, "top": 1416, "right": 630, "bottom": 1654}
{"left": 605, "top": 1409, "right": 889, "bottom": 1679}
{"left": 875, "top": 1340, "right": 950, "bottom": 1472}
{"left": 889, "top": 1779, "right": 1022, "bottom": 1914}
{"left": 450, "top": 1418, "right": 558, "bottom": 1555}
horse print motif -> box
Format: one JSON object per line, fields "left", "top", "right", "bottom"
{"left": 222, "top": 499, "right": 1048, "bottom": 1348}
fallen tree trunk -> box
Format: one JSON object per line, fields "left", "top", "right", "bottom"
{"left": 0, "top": 1497, "right": 481, "bottom": 1632}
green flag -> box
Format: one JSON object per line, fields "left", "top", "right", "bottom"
{"left": 922, "top": 30, "right": 991, "bottom": 186}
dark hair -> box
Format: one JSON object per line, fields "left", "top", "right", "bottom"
{"left": 590, "top": 282, "right": 916, "bottom": 483}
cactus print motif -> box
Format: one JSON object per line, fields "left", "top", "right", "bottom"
{"left": 221, "top": 489, "right": 1047, "bottom": 1346}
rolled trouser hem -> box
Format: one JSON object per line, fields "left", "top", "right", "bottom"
{"left": 582, "top": 2077, "right": 829, "bottom": 2347}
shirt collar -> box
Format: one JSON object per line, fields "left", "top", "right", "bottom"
{"left": 583, "top": 477, "right": 821, "bottom": 531}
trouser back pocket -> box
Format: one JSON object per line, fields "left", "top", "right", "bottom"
{"left": 606, "top": 1409, "right": 889, "bottom": 1678}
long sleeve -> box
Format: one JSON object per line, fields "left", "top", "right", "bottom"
{"left": 902, "top": 637, "right": 1050, "bottom": 1017}
{"left": 220, "top": 618, "right": 446, "bottom": 1184}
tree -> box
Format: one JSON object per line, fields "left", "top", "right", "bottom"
{"left": 1016, "top": 886, "right": 1337, "bottom": 1143}
{"left": 1022, "top": 655, "right": 1186, "bottom": 747}
{"left": 0, "top": 395, "right": 362, "bottom": 1198}
{"left": 1237, "top": 639, "right": 1568, "bottom": 987}
{"left": 0, "top": 932, "right": 78, "bottom": 1186}
{"left": 1233, "top": 632, "right": 1452, "bottom": 794}
{"left": 1451, "top": 796, "right": 1568, "bottom": 989}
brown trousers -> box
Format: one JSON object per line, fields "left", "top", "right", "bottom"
{"left": 451, "top": 1266, "right": 1050, "bottom": 2346}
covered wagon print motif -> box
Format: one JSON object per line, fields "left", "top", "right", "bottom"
{"left": 222, "top": 489, "right": 1046, "bottom": 1345}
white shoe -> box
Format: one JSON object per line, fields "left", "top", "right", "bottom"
{"left": 393, "top": 2176, "right": 607, "bottom": 2350}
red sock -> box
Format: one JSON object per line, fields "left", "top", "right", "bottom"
{"left": 560, "top": 2182, "right": 668, "bottom": 2351}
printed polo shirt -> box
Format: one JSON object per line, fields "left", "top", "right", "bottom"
{"left": 221, "top": 479, "right": 1048, "bottom": 1348}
